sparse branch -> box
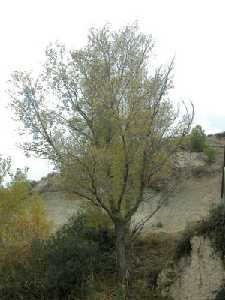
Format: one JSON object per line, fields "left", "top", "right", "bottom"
{"left": 130, "top": 183, "right": 176, "bottom": 241}
{"left": 125, "top": 149, "right": 148, "bottom": 221}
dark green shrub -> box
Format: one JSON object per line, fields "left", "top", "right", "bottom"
{"left": 0, "top": 212, "right": 116, "bottom": 300}
{"left": 197, "top": 204, "right": 225, "bottom": 257}
{"left": 215, "top": 287, "right": 225, "bottom": 300}
{"left": 190, "top": 125, "right": 206, "bottom": 152}
{"left": 45, "top": 214, "right": 115, "bottom": 299}
{"left": 174, "top": 224, "right": 195, "bottom": 260}
{"left": 0, "top": 240, "right": 48, "bottom": 300}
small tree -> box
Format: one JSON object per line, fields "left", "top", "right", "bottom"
{"left": 190, "top": 125, "right": 206, "bottom": 152}
{"left": 9, "top": 24, "right": 193, "bottom": 287}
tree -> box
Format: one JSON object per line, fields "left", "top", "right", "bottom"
{"left": 0, "top": 164, "right": 51, "bottom": 263}
{"left": 190, "top": 125, "right": 206, "bottom": 152}
{"left": 9, "top": 24, "right": 193, "bottom": 288}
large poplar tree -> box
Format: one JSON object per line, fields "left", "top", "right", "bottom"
{"left": 9, "top": 24, "right": 193, "bottom": 284}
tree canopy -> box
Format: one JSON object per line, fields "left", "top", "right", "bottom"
{"left": 9, "top": 24, "right": 194, "bottom": 282}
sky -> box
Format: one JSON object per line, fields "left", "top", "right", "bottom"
{"left": 0, "top": 0, "right": 225, "bottom": 180}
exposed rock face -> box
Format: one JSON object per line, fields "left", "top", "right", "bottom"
{"left": 158, "top": 236, "right": 225, "bottom": 300}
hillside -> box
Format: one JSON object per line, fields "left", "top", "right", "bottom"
{"left": 4, "top": 134, "right": 225, "bottom": 300}
{"left": 34, "top": 135, "right": 225, "bottom": 233}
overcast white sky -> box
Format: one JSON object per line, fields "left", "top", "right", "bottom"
{"left": 0, "top": 0, "right": 225, "bottom": 179}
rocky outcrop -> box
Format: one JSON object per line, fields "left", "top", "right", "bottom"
{"left": 158, "top": 236, "right": 225, "bottom": 300}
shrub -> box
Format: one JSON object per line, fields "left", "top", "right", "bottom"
{"left": 156, "top": 222, "right": 163, "bottom": 228}
{"left": 197, "top": 204, "right": 225, "bottom": 257}
{"left": 45, "top": 214, "right": 115, "bottom": 299}
{"left": 203, "top": 144, "right": 216, "bottom": 163}
{"left": 0, "top": 181, "right": 51, "bottom": 260}
{"left": 175, "top": 227, "right": 193, "bottom": 260}
{"left": 0, "top": 178, "right": 51, "bottom": 300}
{"left": 190, "top": 125, "right": 206, "bottom": 152}
{"left": 215, "top": 287, "right": 225, "bottom": 300}
{"left": 0, "top": 240, "right": 48, "bottom": 300}
{"left": 0, "top": 210, "right": 116, "bottom": 300}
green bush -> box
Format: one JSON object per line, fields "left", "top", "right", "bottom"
{"left": 175, "top": 228, "right": 192, "bottom": 260}
{"left": 197, "top": 204, "right": 225, "bottom": 257}
{"left": 0, "top": 240, "right": 48, "bottom": 300}
{"left": 0, "top": 212, "right": 116, "bottom": 300}
{"left": 203, "top": 144, "right": 216, "bottom": 163}
{"left": 190, "top": 125, "right": 206, "bottom": 152}
{"left": 45, "top": 213, "right": 115, "bottom": 299}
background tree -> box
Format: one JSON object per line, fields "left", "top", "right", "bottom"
{"left": 190, "top": 125, "right": 215, "bottom": 163}
{"left": 9, "top": 24, "right": 193, "bottom": 286}
{"left": 190, "top": 125, "right": 206, "bottom": 152}
{"left": 0, "top": 161, "right": 51, "bottom": 260}
{"left": 0, "top": 156, "right": 11, "bottom": 185}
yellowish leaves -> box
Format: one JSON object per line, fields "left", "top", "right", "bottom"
{"left": 0, "top": 182, "right": 51, "bottom": 264}
{"left": 15, "top": 198, "right": 52, "bottom": 242}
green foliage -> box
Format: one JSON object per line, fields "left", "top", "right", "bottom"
{"left": 12, "top": 166, "right": 29, "bottom": 182}
{"left": 203, "top": 144, "right": 216, "bottom": 163}
{"left": 80, "top": 203, "right": 114, "bottom": 229}
{"left": 0, "top": 212, "right": 116, "bottom": 299}
{"left": 9, "top": 23, "right": 193, "bottom": 226}
{"left": 0, "top": 240, "right": 48, "bottom": 300}
{"left": 0, "top": 180, "right": 51, "bottom": 257}
{"left": 175, "top": 228, "right": 192, "bottom": 260}
{"left": 215, "top": 287, "right": 225, "bottom": 300}
{"left": 9, "top": 23, "right": 193, "bottom": 286}
{"left": 0, "top": 166, "right": 52, "bottom": 299}
{"left": 190, "top": 125, "right": 206, "bottom": 152}
{"left": 156, "top": 221, "right": 163, "bottom": 228}
{"left": 131, "top": 233, "right": 177, "bottom": 300}
{"left": 45, "top": 213, "right": 116, "bottom": 299}
{"left": 197, "top": 204, "right": 225, "bottom": 257}
{"left": 190, "top": 125, "right": 216, "bottom": 163}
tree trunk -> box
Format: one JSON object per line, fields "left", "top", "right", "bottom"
{"left": 115, "top": 221, "right": 130, "bottom": 297}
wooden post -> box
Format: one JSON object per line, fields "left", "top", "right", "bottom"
{"left": 221, "top": 145, "right": 225, "bottom": 199}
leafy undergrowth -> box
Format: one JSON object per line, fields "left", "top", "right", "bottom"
{"left": 92, "top": 232, "right": 177, "bottom": 300}
{"left": 0, "top": 201, "right": 178, "bottom": 300}
{"left": 2, "top": 201, "right": 225, "bottom": 300}
{"left": 129, "top": 233, "right": 177, "bottom": 300}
